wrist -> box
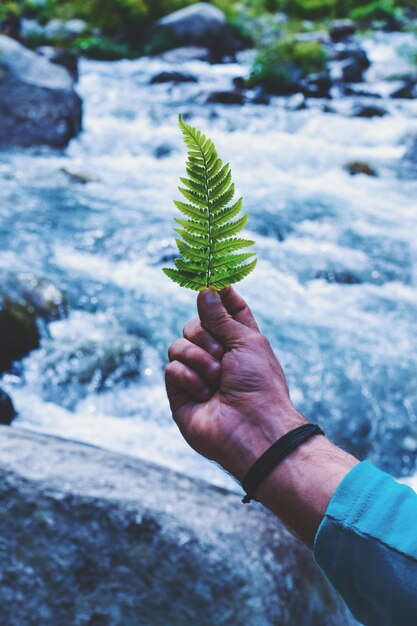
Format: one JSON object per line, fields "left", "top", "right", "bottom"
{"left": 255, "top": 435, "right": 359, "bottom": 546}
{"left": 221, "top": 408, "right": 308, "bottom": 482}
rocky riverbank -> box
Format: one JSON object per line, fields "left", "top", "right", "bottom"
{"left": 0, "top": 427, "right": 355, "bottom": 625}
{"left": 1, "top": 3, "right": 417, "bottom": 148}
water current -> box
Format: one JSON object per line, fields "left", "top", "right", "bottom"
{"left": 1, "top": 32, "right": 417, "bottom": 491}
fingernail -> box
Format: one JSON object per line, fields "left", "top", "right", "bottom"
{"left": 202, "top": 289, "right": 220, "bottom": 305}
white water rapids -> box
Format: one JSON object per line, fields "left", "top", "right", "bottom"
{"left": 1, "top": 32, "right": 417, "bottom": 492}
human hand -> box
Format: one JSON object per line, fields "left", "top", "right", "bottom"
{"left": 165, "top": 287, "right": 306, "bottom": 482}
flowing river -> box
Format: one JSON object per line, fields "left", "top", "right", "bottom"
{"left": 1, "top": 31, "right": 417, "bottom": 491}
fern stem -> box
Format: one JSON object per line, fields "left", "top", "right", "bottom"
{"left": 203, "top": 149, "right": 213, "bottom": 288}
{"left": 184, "top": 124, "right": 213, "bottom": 288}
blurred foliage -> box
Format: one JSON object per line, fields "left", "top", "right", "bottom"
{"left": 0, "top": 2, "right": 21, "bottom": 20}
{"left": 248, "top": 37, "right": 327, "bottom": 92}
{"left": 2, "top": 0, "right": 416, "bottom": 59}
{"left": 349, "top": 0, "right": 403, "bottom": 25}
{"left": 71, "top": 35, "right": 132, "bottom": 60}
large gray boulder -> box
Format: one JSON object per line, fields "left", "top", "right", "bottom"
{"left": 151, "top": 3, "right": 243, "bottom": 60}
{"left": 0, "top": 427, "right": 355, "bottom": 626}
{"left": 0, "top": 35, "right": 82, "bottom": 147}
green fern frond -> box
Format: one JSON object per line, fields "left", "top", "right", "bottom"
{"left": 163, "top": 115, "right": 257, "bottom": 291}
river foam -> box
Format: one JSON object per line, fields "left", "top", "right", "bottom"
{"left": 1, "top": 32, "right": 417, "bottom": 489}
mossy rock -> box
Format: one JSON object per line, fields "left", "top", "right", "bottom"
{"left": 0, "top": 274, "right": 67, "bottom": 372}
{"left": 0, "top": 298, "right": 40, "bottom": 372}
{"left": 344, "top": 160, "right": 378, "bottom": 177}
{"left": 248, "top": 37, "right": 327, "bottom": 95}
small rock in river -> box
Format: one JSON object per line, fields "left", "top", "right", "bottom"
{"left": 250, "top": 86, "right": 270, "bottom": 105}
{"left": 0, "top": 389, "right": 17, "bottom": 426}
{"left": 150, "top": 71, "right": 198, "bottom": 84}
{"left": 344, "top": 160, "right": 378, "bottom": 177}
{"left": 342, "top": 85, "right": 381, "bottom": 98}
{"left": 352, "top": 103, "right": 388, "bottom": 118}
{"left": 60, "top": 166, "right": 96, "bottom": 184}
{"left": 330, "top": 19, "right": 357, "bottom": 43}
{"left": 315, "top": 270, "right": 363, "bottom": 284}
{"left": 232, "top": 76, "right": 246, "bottom": 90}
{"left": 301, "top": 72, "right": 332, "bottom": 98}
{"left": 332, "top": 44, "right": 370, "bottom": 83}
{"left": 0, "top": 298, "right": 39, "bottom": 373}
{"left": 154, "top": 144, "right": 173, "bottom": 159}
{"left": 390, "top": 79, "right": 417, "bottom": 99}
{"left": 286, "top": 93, "right": 307, "bottom": 111}
{"left": 207, "top": 90, "right": 245, "bottom": 105}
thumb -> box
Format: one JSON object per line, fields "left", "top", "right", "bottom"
{"left": 197, "top": 289, "right": 251, "bottom": 347}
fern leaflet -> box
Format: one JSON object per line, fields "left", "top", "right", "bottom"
{"left": 163, "top": 115, "right": 257, "bottom": 291}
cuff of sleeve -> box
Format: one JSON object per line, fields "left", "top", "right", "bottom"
{"left": 313, "top": 460, "right": 386, "bottom": 581}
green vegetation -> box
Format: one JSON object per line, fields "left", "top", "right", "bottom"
{"left": 0, "top": 3, "right": 20, "bottom": 21}
{"left": 71, "top": 36, "right": 131, "bottom": 60}
{"left": 349, "top": 0, "right": 402, "bottom": 26}
{"left": 249, "top": 37, "right": 327, "bottom": 93}
{"left": 1, "top": 0, "right": 416, "bottom": 59}
{"left": 163, "top": 116, "right": 257, "bottom": 291}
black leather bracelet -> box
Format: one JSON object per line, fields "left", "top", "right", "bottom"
{"left": 241, "top": 423, "right": 325, "bottom": 504}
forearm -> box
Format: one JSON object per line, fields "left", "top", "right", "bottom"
{"left": 252, "top": 434, "right": 417, "bottom": 625}
{"left": 314, "top": 461, "right": 417, "bottom": 625}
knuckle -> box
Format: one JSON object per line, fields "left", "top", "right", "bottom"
{"left": 165, "top": 362, "right": 173, "bottom": 379}
{"left": 168, "top": 340, "right": 180, "bottom": 360}
{"left": 183, "top": 318, "right": 199, "bottom": 339}
{"left": 166, "top": 359, "right": 179, "bottom": 376}
{"left": 253, "top": 333, "right": 269, "bottom": 349}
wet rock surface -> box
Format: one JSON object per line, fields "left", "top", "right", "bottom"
{"left": 0, "top": 390, "right": 16, "bottom": 425}
{"left": 351, "top": 103, "right": 388, "bottom": 117}
{"left": 150, "top": 70, "right": 198, "bottom": 84}
{"left": 0, "top": 428, "right": 355, "bottom": 626}
{"left": 0, "top": 274, "right": 66, "bottom": 373}
{"left": 344, "top": 161, "right": 378, "bottom": 176}
{"left": 330, "top": 19, "right": 357, "bottom": 43}
{"left": 0, "top": 35, "right": 82, "bottom": 147}
{"left": 36, "top": 46, "right": 79, "bottom": 82}
{"left": 207, "top": 90, "right": 245, "bottom": 105}
{"left": 151, "top": 3, "right": 243, "bottom": 60}
{"left": 0, "top": 297, "right": 40, "bottom": 373}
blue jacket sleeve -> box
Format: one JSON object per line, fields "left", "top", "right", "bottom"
{"left": 313, "top": 461, "right": 417, "bottom": 626}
